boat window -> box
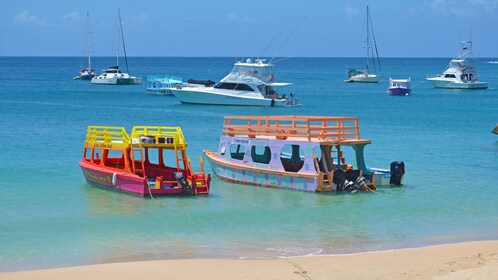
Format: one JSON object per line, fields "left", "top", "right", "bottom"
{"left": 234, "top": 84, "right": 254, "bottom": 91}
{"left": 103, "top": 150, "right": 125, "bottom": 170}
{"left": 162, "top": 149, "right": 176, "bottom": 168}
{"left": 251, "top": 145, "right": 271, "bottom": 164}
{"left": 280, "top": 144, "right": 305, "bottom": 173}
{"left": 214, "top": 83, "right": 237, "bottom": 90}
{"left": 444, "top": 74, "right": 456, "bottom": 78}
{"left": 230, "top": 144, "right": 245, "bottom": 160}
{"left": 84, "top": 148, "right": 92, "bottom": 161}
{"left": 147, "top": 148, "right": 160, "bottom": 165}
{"left": 220, "top": 143, "right": 226, "bottom": 156}
{"left": 93, "top": 148, "right": 102, "bottom": 165}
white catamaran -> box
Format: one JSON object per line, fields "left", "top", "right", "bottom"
{"left": 345, "top": 6, "right": 382, "bottom": 83}
{"left": 91, "top": 9, "right": 141, "bottom": 85}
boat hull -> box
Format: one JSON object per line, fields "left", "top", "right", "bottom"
{"left": 171, "top": 88, "right": 298, "bottom": 107}
{"left": 79, "top": 161, "right": 189, "bottom": 196}
{"left": 388, "top": 88, "right": 411, "bottom": 96}
{"left": 91, "top": 77, "right": 142, "bottom": 85}
{"left": 345, "top": 75, "right": 381, "bottom": 83}
{"left": 426, "top": 78, "right": 488, "bottom": 89}
{"left": 204, "top": 151, "right": 320, "bottom": 192}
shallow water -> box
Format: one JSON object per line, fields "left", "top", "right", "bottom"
{"left": 0, "top": 56, "right": 497, "bottom": 271}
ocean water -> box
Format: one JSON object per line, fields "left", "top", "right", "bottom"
{"left": 0, "top": 56, "right": 497, "bottom": 271}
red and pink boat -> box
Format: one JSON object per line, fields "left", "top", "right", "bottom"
{"left": 79, "top": 126, "right": 210, "bottom": 196}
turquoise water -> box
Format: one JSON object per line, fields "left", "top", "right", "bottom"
{"left": 0, "top": 57, "right": 497, "bottom": 271}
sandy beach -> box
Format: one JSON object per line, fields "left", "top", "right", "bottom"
{"left": 2, "top": 240, "right": 497, "bottom": 279}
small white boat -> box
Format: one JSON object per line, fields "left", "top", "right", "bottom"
{"left": 345, "top": 6, "right": 382, "bottom": 83}
{"left": 91, "top": 9, "right": 141, "bottom": 86}
{"left": 146, "top": 75, "right": 182, "bottom": 95}
{"left": 170, "top": 58, "right": 299, "bottom": 107}
{"left": 387, "top": 78, "right": 411, "bottom": 96}
{"left": 426, "top": 41, "right": 487, "bottom": 89}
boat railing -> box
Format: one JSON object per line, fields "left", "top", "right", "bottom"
{"left": 147, "top": 75, "right": 183, "bottom": 83}
{"left": 222, "top": 116, "right": 367, "bottom": 143}
{"left": 84, "top": 126, "right": 130, "bottom": 149}
{"left": 131, "top": 126, "right": 187, "bottom": 149}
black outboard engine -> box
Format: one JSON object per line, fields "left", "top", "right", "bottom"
{"left": 174, "top": 172, "right": 193, "bottom": 195}
{"left": 389, "top": 161, "right": 405, "bottom": 186}
{"left": 333, "top": 170, "right": 357, "bottom": 193}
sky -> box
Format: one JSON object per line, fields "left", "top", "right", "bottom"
{"left": 1, "top": 0, "right": 497, "bottom": 57}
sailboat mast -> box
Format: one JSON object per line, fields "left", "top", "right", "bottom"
{"left": 86, "top": 12, "right": 92, "bottom": 68}
{"left": 118, "top": 10, "right": 130, "bottom": 74}
{"left": 116, "top": 9, "right": 120, "bottom": 67}
{"left": 365, "top": 6, "right": 370, "bottom": 72}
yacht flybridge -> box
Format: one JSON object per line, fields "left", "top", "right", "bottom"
{"left": 170, "top": 58, "right": 299, "bottom": 107}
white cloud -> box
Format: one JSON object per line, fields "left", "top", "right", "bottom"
{"left": 14, "top": 10, "right": 53, "bottom": 26}
{"left": 63, "top": 11, "right": 81, "bottom": 22}
{"left": 225, "top": 13, "right": 255, "bottom": 24}
{"left": 345, "top": 5, "right": 359, "bottom": 18}
{"left": 424, "top": 0, "right": 498, "bottom": 17}
{"left": 14, "top": 10, "right": 38, "bottom": 24}
{"left": 131, "top": 12, "right": 148, "bottom": 23}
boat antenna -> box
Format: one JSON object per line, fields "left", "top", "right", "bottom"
{"left": 269, "top": 16, "right": 306, "bottom": 64}
{"left": 118, "top": 9, "right": 130, "bottom": 73}
{"left": 367, "top": 6, "right": 382, "bottom": 73}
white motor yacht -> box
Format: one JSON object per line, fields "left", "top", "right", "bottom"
{"left": 426, "top": 41, "right": 487, "bottom": 89}
{"left": 170, "top": 58, "right": 299, "bottom": 107}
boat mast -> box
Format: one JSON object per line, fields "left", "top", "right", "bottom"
{"left": 118, "top": 9, "right": 130, "bottom": 74}
{"left": 365, "top": 6, "right": 370, "bottom": 73}
{"left": 86, "top": 12, "right": 92, "bottom": 68}
{"left": 116, "top": 9, "right": 120, "bottom": 67}
{"left": 367, "top": 6, "right": 382, "bottom": 74}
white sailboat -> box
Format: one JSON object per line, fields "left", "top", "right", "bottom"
{"left": 74, "top": 12, "right": 95, "bottom": 81}
{"left": 91, "top": 9, "right": 141, "bottom": 85}
{"left": 345, "top": 5, "right": 382, "bottom": 83}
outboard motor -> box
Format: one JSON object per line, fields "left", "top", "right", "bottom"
{"left": 333, "top": 170, "right": 357, "bottom": 193}
{"left": 389, "top": 161, "right": 405, "bottom": 185}
{"left": 174, "top": 172, "right": 193, "bottom": 195}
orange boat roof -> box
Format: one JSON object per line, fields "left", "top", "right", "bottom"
{"left": 222, "top": 116, "right": 371, "bottom": 145}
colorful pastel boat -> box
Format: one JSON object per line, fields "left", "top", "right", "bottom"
{"left": 387, "top": 78, "right": 411, "bottom": 96}
{"left": 79, "top": 126, "right": 210, "bottom": 196}
{"left": 204, "top": 116, "right": 405, "bottom": 193}
{"left": 146, "top": 75, "right": 183, "bottom": 95}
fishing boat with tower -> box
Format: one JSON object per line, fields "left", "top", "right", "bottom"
{"left": 426, "top": 40, "right": 488, "bottom": 89}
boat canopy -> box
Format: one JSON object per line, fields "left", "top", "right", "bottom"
{"left": 222, "top": 115, "right": 371, "bottom": 145}
{"left": 84, "top": 126, "right": 188, "bottom": 150}
{"left": 227, "top": 58, "right": 276, "bottom": 83}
